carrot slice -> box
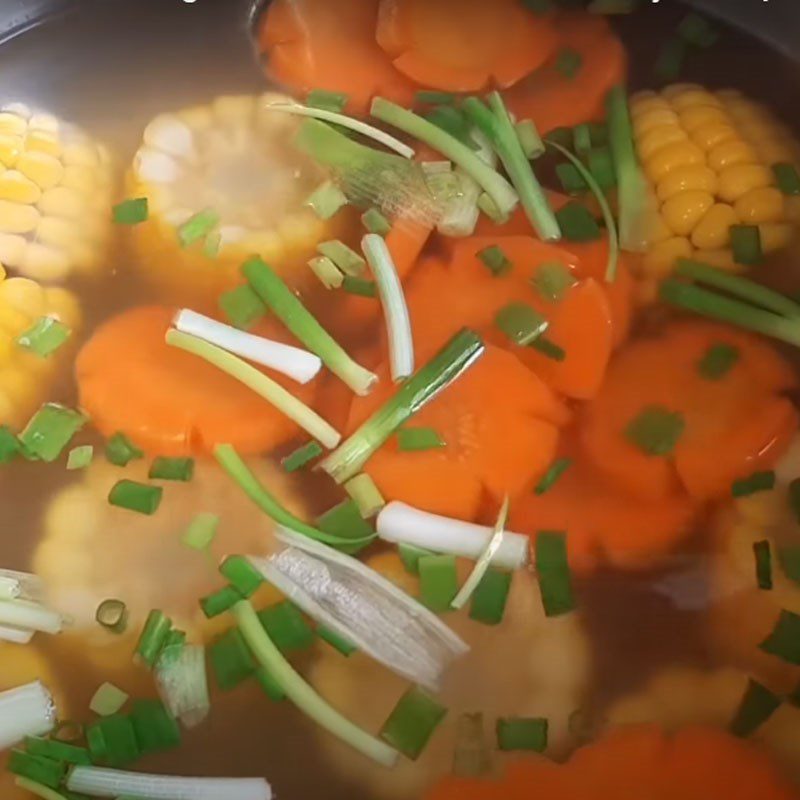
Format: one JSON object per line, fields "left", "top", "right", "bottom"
{"left": 376, "top": 0, "right": 559, "bottom": 93}
{"left": 580, "top": 320, "right": 798, "bottom": 502}
{"left": 257, "top": 0, "right": 416, "bottom": 113}
{"left": 505, "top": 14, "right": 627, "bottom": 134}
{"left": 76, "top": 306, "right": 321, "bottom": 457}
{"left": 346, "top": 345, "right": 567, "bottom": 519}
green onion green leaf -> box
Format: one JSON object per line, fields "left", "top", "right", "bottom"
{"left": 16, "top": 316, "right": 70, "bottom": 358}
{"left": 307, "top": 89, "right": 349, "bottom": 113}
{"left": 477, "top": 244, "right": 512, "bottom": 276}
{"left": 535, "top": 531, "right": 575, "bottom": 617}
{"left": 105, "top": 432, "right": 143, "bottom": 467}
{"left": 495, "top": 303, "right": 548, "bottom": 346}
{"left": 729, "top": 679, "right": 781, "bottom": 738}
{"left": 282, "top": 440, "right": 323, "bottom": 472}
{"left": 753, "top": 540, "right": 773, "bottom": 591}
{"left": 555, "top": 48, "right": 583, "bottom": 79}
{"left": 773, "top": 162, "right": 800, "bottom": 196}
{"left": 698, "top": 342, "right": 739, "bottom": 380}
{"left": 108, "top": 480, "right": 163, "bottom": 515}
{"left": 759, "top": 610, "right": 800, "bottom": 665}
{"left": 731, "top": 224, "right": 763, "bottom": 266}
{"left": 177, "top": 209, "right": 220, "bottom": 248}
{"left": 496, "top": 717, "right": 548, "bottom": 752}
{"left": 397, "top": 427, "right": 445, "bottom": 452}
{"left": 66, "top": 444, "right": 93, "bottom": 471}
{"left": 732, "top": 470, "right": 775, "bottom": 498}
{"left": 218, "top": 285, "right": 267, "bottom": 331}
{"left": 535, "top": 457, "right": 572, "bottom": 495}
{"left": 20, "top": 403, "right": 86, "bottom": 463}
{"left": 380, "top": 687, "right": 447, "bottom": 761}
{"left": 342, "top": 276, "right": 378, "bottom": 298}
{"left": 625, "top": 406, "right": 685, "bottom": 456}
{"left": 112, "top": 197, "right": 148, "bottom": 225}
{"left": 148, "top": 456, "right": 194, "bottom": 482}
{"left": 469, "top": 569, "right": 512, "bottom": 626}
{"left": 532, "top": 262, "right": 576, "bottom": 302}
{"left": 418, "top": 554, "right": 459, "bottom": 612}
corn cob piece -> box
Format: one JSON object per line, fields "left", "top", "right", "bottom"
{"left": 126, "top": 93, "right": 350, "bottom": 307}
{"left": 0, "top": 102, "right": 114, "bottom": 282}
{"left": 630, "top": 84, "right": 800, "bottom": 280}
{"left": 0, "top": 273, "right": 81, "bottom": 428}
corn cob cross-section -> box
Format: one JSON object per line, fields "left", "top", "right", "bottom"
{"left": 631, "top": 84, "right": 800, "bottom": 277}
{"left": 0, "top": 102, "right": 114, "bottom": 282}
{"left": 126, "top": 93, "right": 348, "bottom": 307}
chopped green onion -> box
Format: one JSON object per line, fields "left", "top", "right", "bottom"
{"left": 345, "top": 473, "right": 385, "bottom": 517}
{"left": 282, "top": 440, "right": 323, "bottom": 472}
{"left": 516, "top": 119, "right": 544, "bottom": 160}
{"left": 342, "top": 276, "right": 377, "bottom": 297}
{"left": 243, "top": 256, "right": 377, "bottom": 395}
{"left": 203, "top": 230, "right": 221, "bottom": 259}
{"left": 16, "top": 317, "right": 70, "bottom": 358}
{"left": 166, "top": 328, "right": 341, "bottom": 447}
{"left": 112, "top": 197, "right": 148, "bottom": 225}
{"left": 0, "top": 425, "right": 20, "bottom": 463}
{"left": 555, "top": 200, "right": 601, "bottom": 242}
{"left": 424, "top": 105, "right": 477, "bottom": 150}
{"left": 415, "top": 91, "right": 456, "bottom": 106}
{"left": 731, "top": 224, "right": 763, "bottom": 266}
{"left": 548, "top": 126, "right": 574, "bottom": 148}
{"left": 677, "top": 12, "right": 719, "bottom": 47}
{"left": 89, "top": 682, "right": 129, "bottom": 717}
{"left": 778, "top": 546, "right": 800, "bottom": 585}
{"left": 418, "top": 554, "right": 458, "bottom": 612}
{"left": 556, "top": 162, "right": 588, "bottom": 195}
{"left": 469, "top": 569, "right": 512, "bottom": 626}
{"left": 607, "top": 85, "right": 649, "bottom": 252}
{"left": 8, "top": 750, "right": 65, "bottom": 789}
{"left": 221, "top": 555, "right": 264, "bottom": 598}
{"left": 316, "top": 500, "right": 376, "bottom": 552}
{"left": 586, "top": 147, "right": 617, "bottom": 191}
{"left": 148, "top": 456, "right": 194, "bottom": 482}
{"left": 453, "top": 712, "right": 491, "bottom": 777}
{"left": 320, "top": 329, "right": 484, "bottom": 484}
{"left": 573, "top": 124, "right": 592, "bottom": 154}
{"left": 177, "top": 209, "right": 219, "bottom": 248}
{"left": 95, "top": 599, "right": 128, "bottom": 634}
{"left": 773, "top": 162, "right": 800, "bottom": 196}
{"left": 397, "top": 427, "right": 445, "bottom": 452}
{"left": 535, "top": 531, "right": 575, "bottom": 617}
{"left": 210, "top": 628, "right": 256, "bottom": 690}
{"left": 535, "top": 457, "right": 572, "bottom": 495}
{"left": 753, "top": 540, "right": 773, "bottom": 591}
{"left": 399, "top": 543, "right": 436, "bottom": 575}
{"left": 218, "top": 284, "right": 267, "bottom": 331}
{"left": 306, "top": 89, "right": 349, "bottom": 113}
{"left": 318, "top": 625, "right": 357, "bottom": 656}
{"left": 759, "top": 610, "right": 800, "bottom": 665}
{"left": 306, "top": 182, "right": 348, "bottom": 221}
{"left": 732, "top": 471, "right": 775, "bottom": 498}
{"left": 180, "top": 512, "right": 219, "bottom": 551}
{"left": 698, "top": 342, "right": 739, "bottom": 380}
{"left": 86, "top": 714, "right": 139, "bottom": 767}
{"left": 625, "top": 406, "right": 685, "bottom": 456}
{"left": 318, "top": 240, "right": 366, "bottom": 277}
{"left": 531, "top": 336, "right": 566, "bottom": 361}
{"left": 200, "top": 586, "right": 242, "bottom": 618}
{"left": 496, "top": 717, "right": 548, "bottom": 752}
{"left": 257, "top": 601, "right": 315, "bottom": 654}
{"left": 788, "top": 479, "right": 800, "bottom": 526}
{"left": 234, "top": 599, "right": 398, "bottom": 765}
{"left": 256, "top": 666, "right": 286, "bottom": 702}
{"left": 19, "top": 403, "right": 86, "bottom": 463}
{"left": 588, "top": 0, "right": 639, "bottom": 14}
{"left": 24, "top": 736, "right": 90, "bottom": 766}
{"left": 495, "top": 302, "right": 548, "bottom": 346}
{"left": 129, "top": 698, "right": 181, "bottom": 754}
{"left": 555, "top": 48, "right": 583, "bottom": 78}
{"left": 477, "top": 244, "right": 512, "bottom": 276}
{"left": 105, "top": 432, "right": 143, "bottom": 467}
{"left": 371, "top": 97, "right": 518, "bottom": 218}
{"left": 655, "top": 38, "right": 686, "bottom": 81}
{"left": 464, "top": 93, "right": 560, "bottom": 241}
{"left": 437, "top": 169, "right": 480, "bottom": 238}
{"left": 379, "top": 686, "right": 447, "bottom": 760}
{"left": 66, "top": 445, "right": 93, "bottom": 471}
{"left": 532, "top": 262, "right": 576, "bottom": 302}
{"left": 477, "top": 192, "right": 509, "bottom": 224}
{"left": 362, "top": 207, "right": 392, "bottom": 235}
{"left": 308, "top": 255, "right": 344, "bottom": 289}
{"left": 729, "top": 679, "right": 781, "bottom": 738}
{"left": 108, "top": 480, "right": 163, "bottom": 515}
{"left": 215, "top": 444, "right": 375, "bottom": 553}
{"left": 135, "top": 609, "right": 172, "bottom": 668}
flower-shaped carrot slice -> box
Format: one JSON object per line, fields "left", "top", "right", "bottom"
{"left": 76, "top": 306, "right": 322, "bottom": 456}
{"left": 375, "top": 0, "right": 559, "bottom": 93}
{"left": 346, "top": 345, "right": 567, "bottom": 519}
{"left": 580, "top": 320, "right": 798, "bottom": 502}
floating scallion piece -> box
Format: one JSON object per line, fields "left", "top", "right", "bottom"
{"left": 342, "top": 276, "right": 377, "bottom": 297}
{"left": 66, "top": 445, "right": 93, "bottom": 471}
{"left": 535, "top": 457, "right": 572, "bottom": 495}
{"left": 677, "top": 12, "right": 719, "bottom": 47}
{"left": 19, "top": 404, "right": 86, "bottom": 463}
{"left": 243, "top": 256, "right": 377, "bottom": 395}
{"left": 759, "top": 610, "right": 800, "bottom": 665}
{"left": 318, "top": 240, "right": 366, "bottom": 277}
{"left": 477, "top": 244, "right": 512, "bottom": 276}
{"left": 105, "top": 432, "right": 143, "bottom": 467}
{"left": 0, "top": 425, "right": 20, "bottom": 463}
{"left": 655, "top": 38, "right": 686, "bottom": 81}
{"left": 135, "top": 609, "right": 172, "bottom": 668}
{"left": 318, "top": 625, "right": 357, "bottom": 656}
{"left": 257, "top": 601, "right": 315, "bottom": 654}
{"left": 221, "top": 555, "right": 264, "bottom": 598}
{"left": 89, "top": 683, "right": 129, "bottom": 717}
{"left": 453, "top": 712, "right": 491, "bottom": 777}
{"left": 424, "top": 105, "right": 477, "bottom": 149}
{"left": 320, "top": 329, "right": 484, "bottom": 484}
{"left": 24, "top": 736, "right": 90, "bottom": 765}
{"left": 282, "top": 441, "right": 323, "bottom": 473}
{"left": 731, "top": 224, "right": 763, "bottom": 266}
{"left": 112, "top": 197, "right": 148, "bottom": 225}
{"left": 729, "top": 679, "right": 781, "bottom": 738}
{"left": 753, "top": 540, "right": 773, "bottom": 591}
{"left": 573, "top": 124, "right": 592, "bottom": 155}
{"left": 8, "top": 749, "right": 66, "bottom": 789}
{"left": 307, "top": 89, "right": 349, "bottom": 113}
{"left": 130, "top": 698, "right": 181, "bottom": 754}
{"left": 495, "top": 302, "right": 548, "bottom": 346}
{"left": 557, "top": 162, "right": 588, "bottom": 195}
{"left": 203, "top": 230, "right": 221, "bottom": 259}
{"left": 380, "top": 687, "right": 447, "bottom": 760}
{"left": 415, "top": 90, "right": 456, "bottom": 106}
{"left": 496, "top": 717, "right": 548, "bottom": 751}
{"left": 177, "top": 208, "right": 220, "bottom": 248}
{"left": 516, "top": 119, "right": 544, "bottom": 160}
{"left": 625, "top": 406, "right": 685, "bottom": 456}
{"left": 773, "top": 162, "right": 800, "bottom": 196}
{"left": 587, "top": 147, "right": 617, "bottom": 191}
{"left": 555, "top": 48, "right": 583, "bottom": 78}
{"left": 166, "top": 329, "right": 340, "bottom": 447}
{"left": 108, "top": 480, "right": 163, "bottom": 515}
{"left": 418, "top": 554, "right": 458, "bottom": 612}
{"left": 779, "top": 545, "right": 800, "bottom": 585}
{"left": 554, "top": 199, "right": 602, "bottom": 243}
{"left": 732, "top": 471, "right": 775, "bottom": 498}
{"left": 95, "top": 599, "right": 128, "bottom": 634}
{"left": 698, "top": 342, "right": 739, "bottom": 380}
{"left": 200, "top": 586, "right": 243, "bottom": 619}
{"left": 309, "top": 255, "right": 344, "bottom": 289}
{"left": 469, "top": 568, "right": 512, "bottom": 625}
{"left": 218, "top": 285, "right": 267, "bottom": 331}
{"left": 148, "top": 456, "right": 194, "bottom": 482}
{"left": 532, "top": 262, "right": 576, "bottom": 302}
{"left": 399, "top": 543, "right": 435, "bottom": 575}
{"left": 535, "top": 531, "right": 575, "bottom": 617}
{"left": 16, "top": 317, "right": 70, "bottom": 358}
{"left": 306, "top": 181, "right": 348, "bottom": 220}
{"left": 362, "top": 207, "right": 392, "bottom": 235}
{"left": 180, "top": 512, "right": 219, "bottom": 551}
{"left": 210, "top": 628, "right": 256, "bottom": 690}
{"left": 397, "top": 427, "right": 445, "bottom": 452}
{"left": 345, "top": 473, "right": 385, "bottom": 518}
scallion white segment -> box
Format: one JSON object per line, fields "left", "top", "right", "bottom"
{"left": 0, "top": 575, "right": 20, "bottom": 600}
{"left": 67, "top": 766, "right": 271, "bottom": 800}
{"left": 0, "top": 599, "right": 63, "bottom": 634}
{"left": 0, "top": 680, "right": 56, "bottom": 750}
{"left": 155, "top": 644, "right": 210, "bottom": 729}
{"left": 0, "top": 624, "right": 34, "bottom": 644}
{"left": 174, "top": 310, "right": 321, "bottom": 385}
{"left": 262, "top": 101, "right": 415, "bottom": 159}
{"left": 377, "top": 502, "right": 529, "bottom": 570}
{"left": 0, "top": 568, "right": 44, "bottom": 602}
{"left": 361, "top": 234, "right": 414, "bottom": 382}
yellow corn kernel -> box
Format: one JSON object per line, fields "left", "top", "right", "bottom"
{"left": 677, "top": 106, "right": 728, "bottom": 133}
{"left": 0, "top": 368, "right": 37, "bottom": 411}
{"left": 16, "top": 151, "right": 64, "bottom": 190}
{"left": 0, "top": 134, "right": 21, "bottom": 167}
{"left": 670, "top": 90, "right": 723, "bottom": 111}
{"left": 716, "top": 164, "right": 774, "bottom": 203}
{"left": 0, "top": 329, "right": 14, "bottom": 362}
{"left": 0, "top": 113, "right": 26, "bottom": 137}
{"left": 0, "top": 233, "right": 26, "bottom": 266}
{"left": 0, "top": 200, "right": 39, "bottom": 234}
{"left": 645, "top": 212, "right": 673, "bottom": 245}
{"left": 631, "top": 96, "right": 673, "bottom": 118}
{"left": 60, "top": 165, "right": 95, "bottom": 194}
{"left": 0, "top": 277, "right": 45, "bottom": 317}
{"left": 697, "top": 248, "right": 740, "bottom": 273}
{"left": 663, "top": 83, "right": 704, "bottom": 101}
{"left": 690, "top": 203, "right": 740, "bottom": 250}
{"left": 638, "top": 125, "right": 690, "bottom": 161}
{"left": 634, "top": 108, "right": 681, "bottom": 137}
{"left": 734, "top": 187, "right": 785, "bottom": 224}
{"left": 37, "top": 186, "right": 85, "bottom": 219}
{"left": 646, "top": 141, "right": 706, "bottom": 184}
{"left": 759, "top": 223, "right": 795, "bottom": 253}
{"left": 25, "top": 132, "right": 61, "bottom": 158}
{"left": 690, "top": 122, "right": 738, "bottom": 152}
{"left": 0, "top": 170, "right": 41, "bottom": 204}
{"left": 20, "top": 243, "right": 70, "bottom": 282}
{"left": 0, "top": 304, "right": 30, "bottom": 335}
{"left": 44, "top": 287, "right": 81, "bottom": 328}
{"left": 0, "top": 264, "right": 5, "bottom": 281}
{"left": 642, "top": 236, "right": 694, "bottom": 277}
{"left": 656, "top": 165, "right": 718, "bottom": 202}
{"left": 662, "top": 190, "right": 715, "bottom": 237}
{"left": 707, "top": 140, "right": 758, "bottom": 171}
{"left": 36, "top": 217, "right": 79, "bottom": 252}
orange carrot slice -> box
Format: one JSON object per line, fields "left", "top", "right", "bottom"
{"left": 579, "top": 320, "right": 798, "bottom": 502}
{"left": 76, "top": 306, "right": 321, "bottom": 457}
{"left": 505, "top": 14, "right": 627, "bottom": 134}
{"left": 346, "top": 345, "right": 567, "bottom": 519}
{"left": 258, "top": 0, "right": 416, "bottom": 113}
{"left": 375, "top": 0, "right": 559, "bottom": 93}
